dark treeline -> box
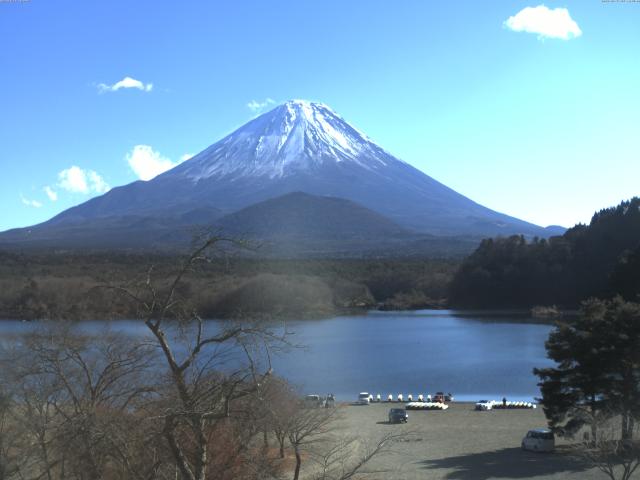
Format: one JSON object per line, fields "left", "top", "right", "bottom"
{"left": 450, "top": 197, "right": 640, "bottom": 308}
{"left": 0, "top": 252, "right": 458, "bottom": 320}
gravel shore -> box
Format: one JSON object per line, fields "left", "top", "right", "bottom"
{"left": 336, "top": 402, "right": 605, "bottom": 480}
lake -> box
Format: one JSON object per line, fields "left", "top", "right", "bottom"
{"left": 271, "top": 310, "right": 554, "bottom": 402}
{"left": 0, "top": 309, "right": 554, "bottom": 403}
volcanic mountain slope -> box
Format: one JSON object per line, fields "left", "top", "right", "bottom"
{"left": 213, "top": 192, "right": 434, "bottom": 257}
{"left": 214, "top": 192, "right": 484, "bottom": 257}
{"left": 217, "top": 192, "right": 408, "bottom": 239}
{"left": 0, "top": 100, "right": 561, "bottom": 252}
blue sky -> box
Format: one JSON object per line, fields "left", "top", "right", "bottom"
{"left": 1, "top": 0, "right": 639, "bottom": 231}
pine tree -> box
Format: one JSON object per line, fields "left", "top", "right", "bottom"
{"left": 534, "top": 298, "right": 640, "bottom": 442}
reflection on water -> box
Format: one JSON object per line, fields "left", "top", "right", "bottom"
{"left": 0, "top": 310, "right": 554, "bottom": 402}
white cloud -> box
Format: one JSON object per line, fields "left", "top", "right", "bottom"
{"left": 58, "top": 166, "right": 110, "bottom": 194}
{"left": 126, "top": 145, "right": 187, "bottom": 181}
{"left": 44, "top": 186, "right": 58, "bottom": 201}
{"left": 247, "top": 98, "right": 276, "bottom": 113}
{"left": 180, "top": 153, "right": 194, "bottom": 162}
{"left": 20, "top": 194, "right": 42, "bottom": 208}
{"left": 504, "top": 5, "right": 582, "bottom": 40}
{"left": 58, "top": 166, "right": 89, "bottom": 193}
{"left": 87, "top": 171, "right": 110, "bottom": 194}
{"left": 97, "top": 76, "right": 153, "bottom": 93}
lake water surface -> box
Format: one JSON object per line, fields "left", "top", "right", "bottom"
{"left": 0, "top": 310, "right": 554, "bottom": 403}
{"left": 271, "top": 310, "right": 554, "bottom": 402}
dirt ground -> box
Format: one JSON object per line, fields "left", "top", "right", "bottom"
{"left": 335, "top": 402, "right": 609, "bottom": 480}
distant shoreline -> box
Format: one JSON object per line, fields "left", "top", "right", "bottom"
{"left": 0, "top": 306, "right": 578, "bottom": 325}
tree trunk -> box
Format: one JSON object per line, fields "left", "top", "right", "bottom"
{"left": 622, "top": 412, "right": 631, "bottom": 441}
{"left": 589, "top": 398, "right": 598, "bottom": 446}
{"left": 38, "top": 432, "right": 54, "bottom": 480}
{"left": 293, "top": 445, "right": 301, "bottom": 480}
{"left": 194, "top": 417, "right": 208, "bottom": 480}
{"left": 164, "top": 420, "right": 195, "bottom": 480}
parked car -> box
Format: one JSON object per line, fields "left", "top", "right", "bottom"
{"left": 475, "top": 399, "right": 495, "bottom": 411}
{"left": 521, "top": 428, "right": 555, "bottom": 452}
{"left": 434, "top": 391, "right": 454, "bottom": 403}
{"left": 357, "top": 392, "right": 372, "bottom": 405}
{"left": 305, "top": 394, "right": 323, "bottom": 408}
{"left": 388, "top": 408, "right": 408, "bottom": 423}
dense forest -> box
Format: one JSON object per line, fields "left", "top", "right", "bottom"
{"left": 0, "top": 252, "right": 457, "bottom": 320}
{"left": 450, "top": 197, "right": 640, "bottom": 308}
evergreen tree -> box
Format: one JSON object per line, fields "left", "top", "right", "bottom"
{"left": 535, "top": 298, "right": 640, "bottom": 442}
{"left": 534, "top": 300, "right": 611, "bottom": 441}
{"left": 593, "top": 298, "right": 640, "bottom": 440}
{"left": 611, "top": 245, "right": 640, "bottom": 302}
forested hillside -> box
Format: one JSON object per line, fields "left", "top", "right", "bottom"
{"left": 0, "top": 253, "right": 457, "bottom": 320}
{"left": 450, "top": 197, "right": 640, "bottom": 308}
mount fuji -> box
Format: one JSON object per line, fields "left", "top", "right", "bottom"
{"left": 0, "top": 100, "right": 562, "bottom": 253}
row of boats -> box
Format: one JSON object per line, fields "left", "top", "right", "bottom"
{"left": 475, "top": 399, "right": 536, "bottom": 410}
{"left": 357, "top": 392, "right": 453, "bottom": 404}
{"left": 357, "top": 393, "right": 536, "bottom": 410}
{"left": 405, "top": 402, "right": 449, "bottom": 410}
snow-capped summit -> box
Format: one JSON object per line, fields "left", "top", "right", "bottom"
{"left": 169, "top": 100, "right": 399, "bottom": 180}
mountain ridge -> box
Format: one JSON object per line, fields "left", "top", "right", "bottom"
{"left": 0, "top": 100, "right": 564, "bottom": 253}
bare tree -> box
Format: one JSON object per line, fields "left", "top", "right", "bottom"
{"left": 574, "top": 415, "right": 640, "bottom": 480}
{"left": 258, "top": 377, "right": 299, "bottom": 459}
{"left": 107, "top": 235, "right": 287, "bottom": 480}
{"left": 0, "top": 325, "right": 162, "bottom": 480}
{"left": 310, "top": 431, "right": 408, "bottom": 480}
{"left": 285, "top": 402, "right": 340, "bottom": 480}
{"left": 11, "top": 365, "right": 64, "bottom": 480}
{"left": 0, "top": 391, "right": 21, "bottom": 480}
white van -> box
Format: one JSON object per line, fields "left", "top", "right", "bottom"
{"left": 521, "top": 428, "right": 555, "bottom": 452}
{"left": 357, "top": 392, "right": 371, "bottom": 405}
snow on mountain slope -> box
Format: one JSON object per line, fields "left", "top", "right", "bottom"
{"left": 169, "top": 100, "right": 399, "bottom": 180}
